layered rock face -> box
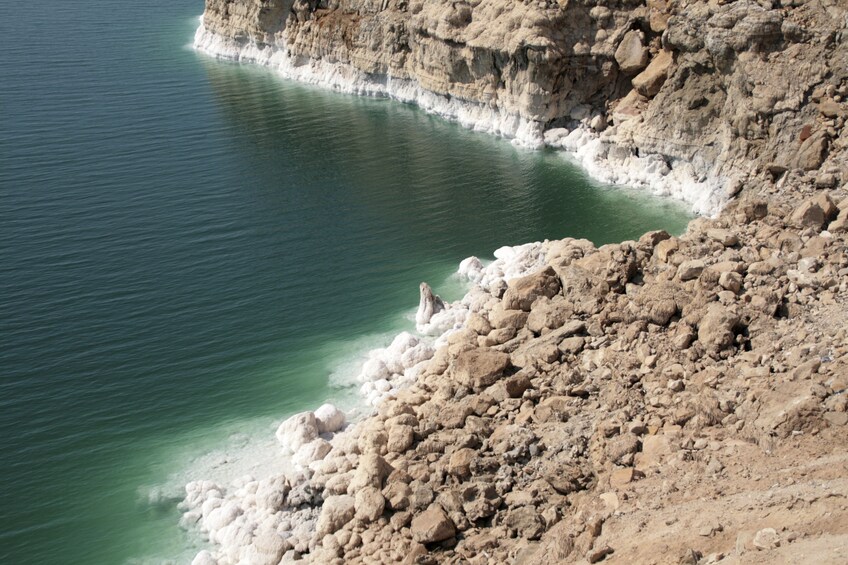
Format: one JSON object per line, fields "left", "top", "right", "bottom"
{"left": 197, "top": 0, "right": 848, "bottom": 212}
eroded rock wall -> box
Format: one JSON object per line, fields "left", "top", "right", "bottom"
{"left": 199, "top": 0, "right": 848, "bottom": 211}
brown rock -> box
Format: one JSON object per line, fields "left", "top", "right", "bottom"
{"left": 506, "top": 506, "right": 545, "bottom": 539}
{"left": 448, "top": 447, "right": 476, "bottom": 478}
{"left": 411, "top": 504, "right": 456, "bottom": 544}
{"left": 610, "top": 467, "right": 643, "bottom": 488}
{"left": 450, "top": 348, "right": 511, "bottom": 390}
{"left": 790, "top": 199, "right": 826, "bottom": 230}
{"left": 615, "top": 30, "right": 649, "bottom": 75}
{"left": 697, "top": 304, "right": 740, "bottom": 354}
{"left": 504, "top": 373, "right": 532, "bottom": 398}
{"left": 502, "top": 266, "right": 562, "bottom": 311}
{"left": 793, "top": 131, "right": 828, "bottom": 170}
{"left": 632, "top": 49, "right": 673, "bottom": 97}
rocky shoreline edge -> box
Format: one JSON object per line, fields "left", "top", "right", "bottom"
{"left": 182, "top": 186, "right": 848, "bottom": 564}
{"left": 193, "top": 22, "right": 724, "bottom": 217}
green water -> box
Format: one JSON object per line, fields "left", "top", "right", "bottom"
{"left": 0, "top": 1, "right": 690, "bottom": 563}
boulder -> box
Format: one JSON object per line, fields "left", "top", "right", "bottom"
{"left": 411, "top": 504, "right": 456, "bottom": 544}
{"left": 502, "top": 266, "right": 562, "bottom": 311}
{"left": 314, "top": 403, "right": 346, "bottom": 434}
{"left": 790, "top": 199, "right": 826, "bottom": 230}
{"left": 349, "top": 453, "right": 392, "bottom": 492}
{"left": 677, "top": 259, "right": 706, "bottom": 281}
{"left": 275, "top": 412, "right": 320, "bottom": 453}
{"left": 355, "top": 486, "right": 386, "bottom": 523}
{"left": 697, "top": 304, "right": 740, "bottom": 354}
{"left": 632, "top": 49, "right": 673, "bottom": 97}
{"left": 615, "top": 30, "right": 649, "bottom": 74}
{"left": 387, "top": 424, "right": 414, "bottom": 453}
{"left": 450, "top": 348, "right": 511, "bottom": 390}
{"left": 316, "top": 495, "right": 355, "bottom": 538}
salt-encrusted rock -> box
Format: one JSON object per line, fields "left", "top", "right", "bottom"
{"left": 292, "top": 438, "right": 332, "bottom": 467}
{"left": 416, "top": 282, "right": 445, "bottom": 328}
{"left": 276, "top": 411, "right": 320, "bottom": 453}
{"left": 615, "top": 30, "right": 649, "bottom": 75}
{"left": 411, "top": 504, "right": 456, "bottom": 544}
{"left": 450, "top": 348, "right": 511, "bottom": 390}
{"left": 752, "top": 527, "right": 780, "bottom": 550}
{"left": 314, "top": 403, "right": 346, "bottom": 434}
{"left": 458, "top": 256, "right": 485, "bottom": 283}
{"left": 245, "top": 528, "right": 290, "bottom": 564}
{"left": 316, "top": 495, "right": 355, "bottom": 538}
{"left": 191, "top": 550, "right": 217, "bottom": 565}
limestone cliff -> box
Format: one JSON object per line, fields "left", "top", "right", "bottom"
{"left": 196, "top": 0, "right": 847, "bottom": 213}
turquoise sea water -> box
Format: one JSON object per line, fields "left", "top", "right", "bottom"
{"left": 0, "top": 1, "right": 690, "bottom": 563}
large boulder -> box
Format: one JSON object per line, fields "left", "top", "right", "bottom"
{"left": 697, "top": 304, "right": 740, "bottom": 354}
{"left": 450, "top": 348, "right": 511, "bottom": 390}
{"left": 354, "top": 486, "right": 386, "bottom": 523}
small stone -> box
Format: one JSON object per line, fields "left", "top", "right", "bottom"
{"left": 752, "top": 527, "right": 780, "bottom": 550}
{"left": 610, "top": 467, "right": 643, "bottom": 487}
{"left": 587, "top": 545, "right": 614, "bottom": 563}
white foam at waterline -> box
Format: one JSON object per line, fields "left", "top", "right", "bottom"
{"left": 193, "top": 23, "right": 547, "bottom": 148}
{"left": 193, "top": 22, "right": 725, "bottom": 216}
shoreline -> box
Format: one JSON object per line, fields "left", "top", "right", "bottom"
{"left": 193, "top": 22, "right": 726, "bottom": 217}
{"left": 180, "top": 239, "right": 570, "bottom": 564}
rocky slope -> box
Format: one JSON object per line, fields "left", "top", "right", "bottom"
{"left": 185, "top": 0, "right": 848, "bottom": 563}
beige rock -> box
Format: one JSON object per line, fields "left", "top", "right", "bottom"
{"left": 502, "top": 266, "right": 562, "bottom": 312}
{"left": 316, "top": 495, "right": 356, "bottom": 538}
{"left": 387, "top": 424, "right": 414, "bottom": 453}
{"left": 697, "top": 304, "right": 740, "bottom": 354}
{"left": 632, "top": 49, "right": 673, "bottom": 97}
{"left": 411, "top": 504, "right": 456, "bottom": 544}
{"left": 615, "top": 30, "right": 649, "bottom": 75}
{"left": 677, "top": 259, "right": 706, "bottom": 281}
{"left": 450, "top": 348, "right": 511, "bottom": 390}
{"left": 355, "top": 486, "right": 386, "bottom": 523}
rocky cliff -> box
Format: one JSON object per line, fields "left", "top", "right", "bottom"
{"left": 196, "top": 0, "right": 847, "bottom": 213}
